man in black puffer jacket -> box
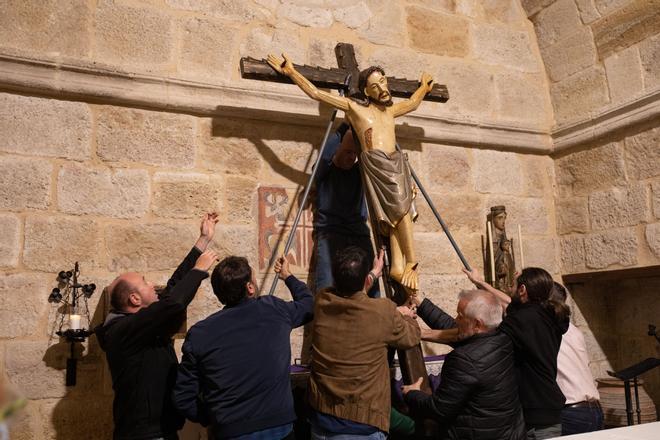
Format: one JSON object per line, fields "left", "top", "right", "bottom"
{"left": 402, "top": 290, "right": 526, "bottom": 440}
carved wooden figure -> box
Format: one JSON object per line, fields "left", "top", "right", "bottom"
{"left": 267, "top": 53, "right": 433, "bottom": 293}
{"left": 483, "top": 206, "right": 516, "bottom": 292}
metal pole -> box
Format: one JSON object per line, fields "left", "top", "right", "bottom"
{"left": 395, "top": 143, "right": 472, "bottom": 271}
{"left": 633, "top": 376, "right": 641, "bottom": 424}
{"left": 267, "top": 101, "right": 344, "bottom": 295}
{"left": 624, "top": 379, "right": 633, "bottom": 426}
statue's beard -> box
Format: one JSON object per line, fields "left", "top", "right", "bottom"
{"left": 371, "top": 94, "right": 393, "bottom": 106}
{"left": 351, "top": 93, "right": 393, "bottom": 107}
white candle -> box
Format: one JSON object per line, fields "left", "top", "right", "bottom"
{"left": 518, "top": 224, "right": 525, "bottom": 269}
{"left": 487, "top": 221, "right": 495, "bottom": 285}
{"left": 70, "top": 314, "right": 81, "bottom": 330}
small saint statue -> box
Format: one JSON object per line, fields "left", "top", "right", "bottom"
{"left": 495, "top": 238, "right": 514, "bottom": 292}
{"left": 484, "top": 206, "right": 516, "bottom": 292}
{"left": 267, "top": 53, "right": 434, "bottom": 292}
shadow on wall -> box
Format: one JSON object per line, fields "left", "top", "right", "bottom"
{"left": 210, "top": 103, "right": 425, "bottom": 186}
{"left": 42, "top": 289, "right": 211, "bottom": 439}
{"left": 209, "top": 105, "right": 425, "bottom": 365}
{"left": 43, "top": 289, "right": 113, "bottom": 439}
{"left": 209, "top": 104, "right": 424, "bottom": 289}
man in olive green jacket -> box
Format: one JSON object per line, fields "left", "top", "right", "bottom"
{"left": 308, "top": 246, "right": 421, "bottom": 439}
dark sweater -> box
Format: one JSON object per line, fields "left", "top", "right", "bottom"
{"left": 172, "top": 275, "right": 314, "bottom": 439}
{"left": 96, "top": 247, "right": 208, "bottom": 440}
{"left": 314, "top": 128, "right": 369, "bottom": 236}
{"left": 405, "top": 331, "right": 526, "bottom": 440}
{"left": 499, "top": 302, "right": 569, "bottom": 427}
{"left": 417, "top": 298, "right": 456, "bottom": 330}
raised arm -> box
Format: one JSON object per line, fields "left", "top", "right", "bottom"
{"left": 415, "top": 297, "right": 456, "bottom": 330}
{"left": 166, "top": 213, "right": 218, "bottom": 291}
{"left": 267, "top": 53, "right": 350, "bottom": 112}
{"left": 364, "top": 249, "right": 385, "bottom": 292}
{"left": 316, "top": 128, "right": 343, "bottom": 182}
{"left": 274, "top": 256, "right": 314, "bottom": 327}
{"left": 125, "top": 250, "right": 217, "bottom": 348}
{"left": 387, "top": 306, "right": 421, "bottom": 350}
{"left": 421, "top": 328, "right": 459, "bottom": 344}
{"left": 194, "top": 212, "right": 219, "bottom": 252}
{"left": 462, "top": 268, "right": 511, "bottom": 306}
{"left": 391, "top": 72, "right": 434, "bottom": 117}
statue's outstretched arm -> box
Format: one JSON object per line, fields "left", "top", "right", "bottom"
{"left": 267, "top": 53, "right": 350, "bottom": 112}
{"left": 392, "top": 72, "right": 434, "bottom": 117}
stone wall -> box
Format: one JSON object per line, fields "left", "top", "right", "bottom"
{"left": 0, "top": 0, "right": 554, "bottom": 150}
{"left": 556, "top": 124, "right": 660, "bottom": 273}
{"left": 0, "top": 89, "right": 559, "bottom": 438}
{"left": 555, "top": 123, "right": 660, "bottom": 409}
{"left": 522, "top": 0, "right": 660, "bottom": 146}
{"left": 0, "top": 0, "right": 657, "bottom": 438}
{"left": 524, "top": 1, "right": 660, "bottom": 400}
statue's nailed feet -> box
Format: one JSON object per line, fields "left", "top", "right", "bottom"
{"left": 391, "top": 262, "right": 419, "bottom": 293}
{"left": 401, "top": 262, "right": 419, "bottom": 292}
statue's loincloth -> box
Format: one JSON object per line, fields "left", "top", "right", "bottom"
{"left": 359, "top": 149, "right": 417, "bottom": 236}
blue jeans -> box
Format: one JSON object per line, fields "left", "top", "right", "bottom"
{"left": 315, "top": 231, "right": 379, "bottom": 298}
{"left": 526, "top": 424, "right": 561, "bottom": 440}
{"left": 311, "top": 425, "right": 386, "bottom": 440}
{"left": 561, "top": 405, "right": 603, "bottom": 435}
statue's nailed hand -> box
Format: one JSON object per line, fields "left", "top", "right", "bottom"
{"left": 267, "top": 53, "right": 294, "bottom": 76}
{"left": 420, "top": 72, "right": 434, "bottom": 93}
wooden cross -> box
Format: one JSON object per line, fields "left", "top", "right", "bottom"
{"left": 240, "top": 42, "right": 449, "bottom": 103}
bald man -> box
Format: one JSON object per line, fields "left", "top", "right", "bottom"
{"left": 97, "top": 213, "right": 219, "bottom": 440}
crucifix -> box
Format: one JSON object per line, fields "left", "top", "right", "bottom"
{"left": 240, "top": 42, "right": 469, "bottom": 414}
{"left": 241, "top": 43, "right": 449, "bottom": 103}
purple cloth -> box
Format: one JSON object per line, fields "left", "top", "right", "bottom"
{"left": 292, "top": 354, "right": 446, "bottom": 406}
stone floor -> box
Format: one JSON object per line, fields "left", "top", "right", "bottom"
{"left": 557, "top": 421, "right": 660, "bottom": 439}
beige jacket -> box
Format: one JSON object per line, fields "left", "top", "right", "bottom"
{"left": 308, "top": 289, "right": 421, "bottom": 433}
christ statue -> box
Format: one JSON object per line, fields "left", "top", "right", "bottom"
{"left": 267, "top": 53, "right": 434, "bottom": 292}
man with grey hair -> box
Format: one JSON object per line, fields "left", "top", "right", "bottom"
{"left": 402, "top": 290, "right": 526, "bottom": 440}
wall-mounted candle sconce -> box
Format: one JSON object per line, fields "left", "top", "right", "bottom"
{"left": 48, "top": 262, "right": 96, "bottom": 386}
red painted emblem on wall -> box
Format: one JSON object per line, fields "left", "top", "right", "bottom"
{"left": 258, "top": 186, "right": 314, "bottom": 274}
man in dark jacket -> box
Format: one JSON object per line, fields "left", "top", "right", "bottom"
{"left": 463, "top": 266, "right": 571, "bottom": 439}
{"left": 313, "top": 123, "right": 378, "bottom": 297}
{"left": 402, "top": 290, "right": 526, "bottom": 440}
{"left": 172, "top": 255, "right": 314, "bottom": 439}
{"left": 96, "top": 212, "right": 219, "bottom": 440}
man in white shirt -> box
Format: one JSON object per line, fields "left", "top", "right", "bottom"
{"left": 551, "top": 282, "right": 604, "bottom": 435}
